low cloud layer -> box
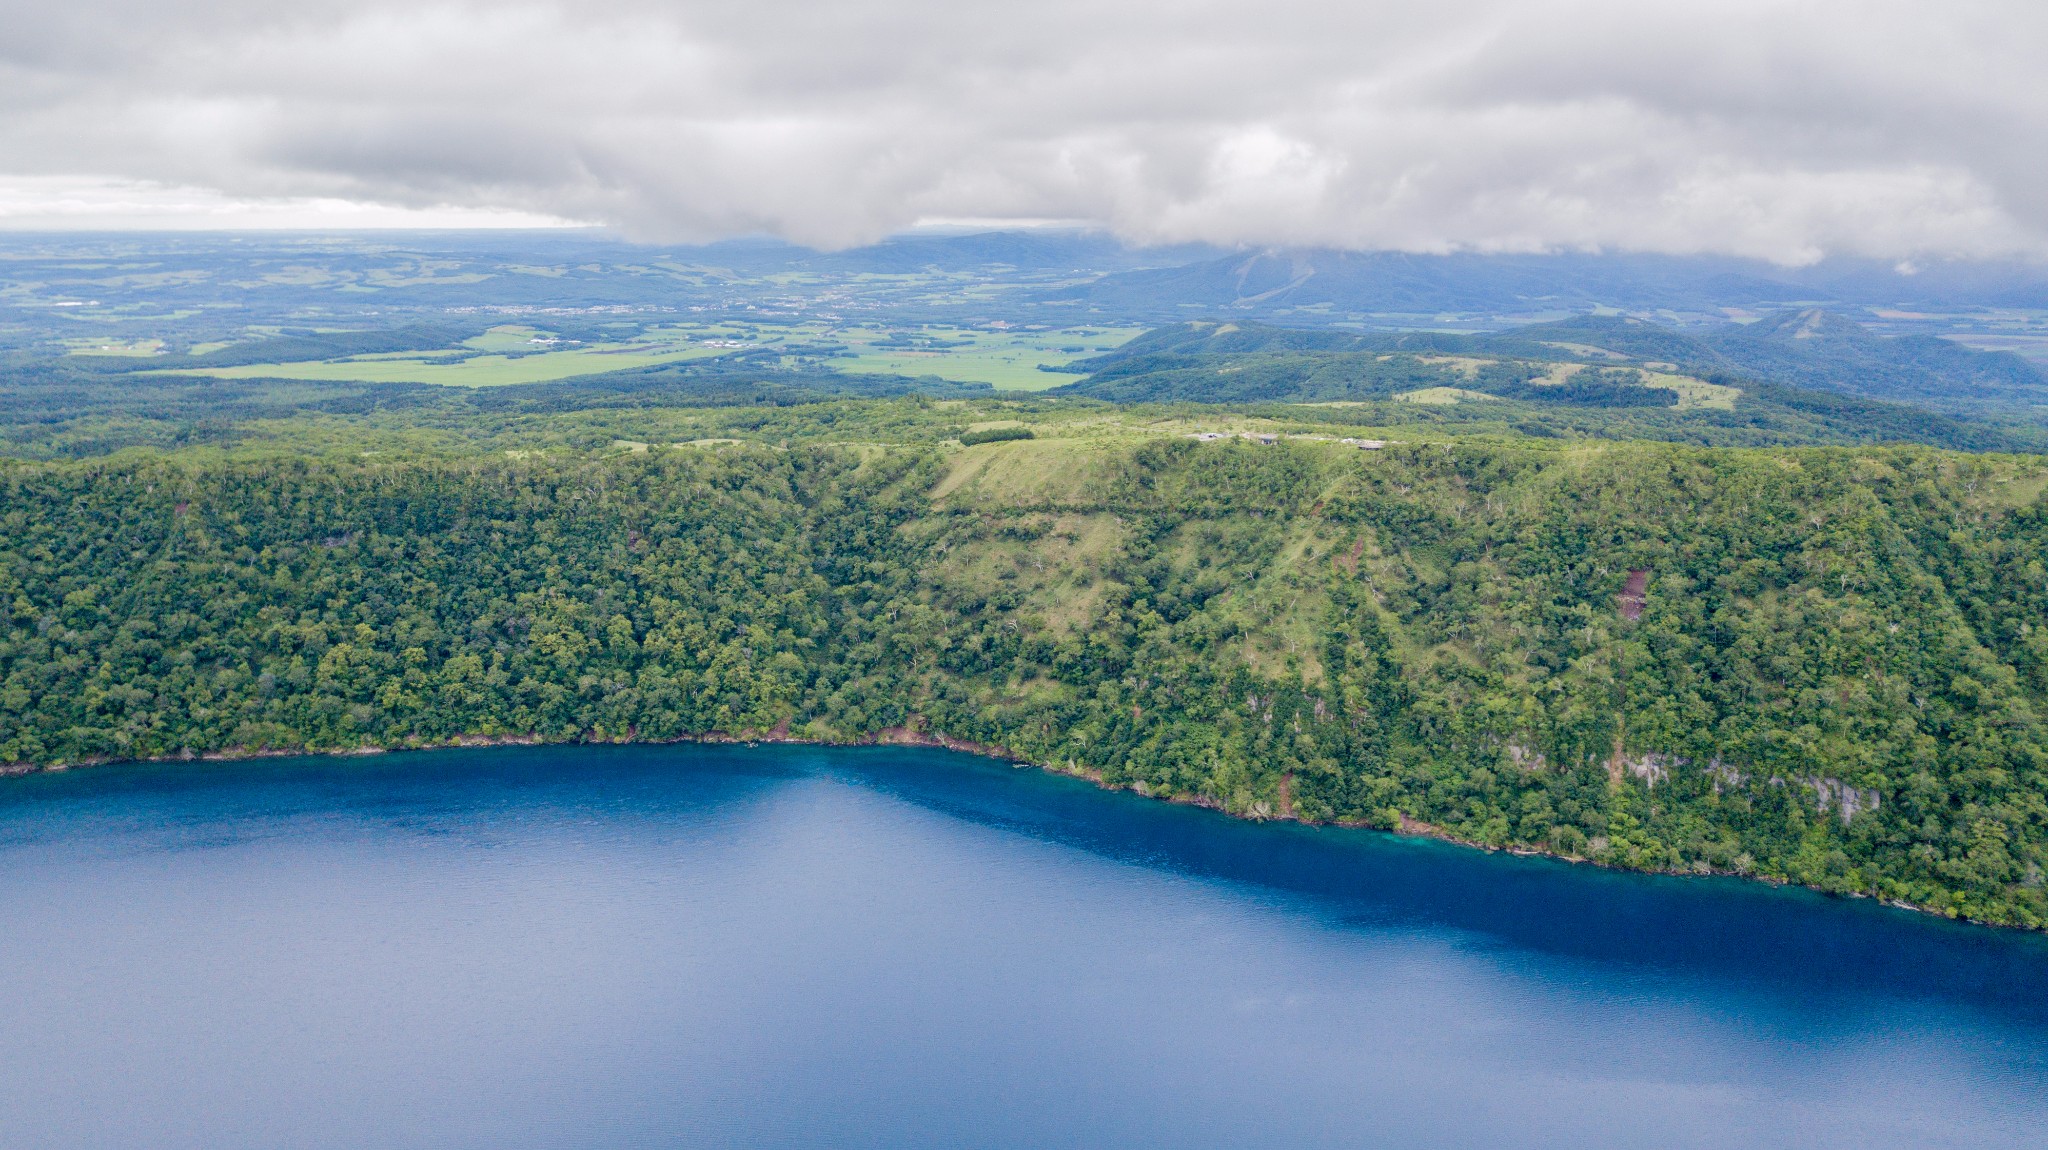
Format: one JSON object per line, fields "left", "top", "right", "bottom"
{"left": 1, "top": 0, "right": 2043, "bottom": 261}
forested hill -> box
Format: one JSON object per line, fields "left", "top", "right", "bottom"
{"left": 1067, "top": 315, "right": 2048, "bottom": 410}
{"left": 1054, "top": 320, "right": 2048, "bottom": 450}
{"left": 3, "top": 432, "right": 2045, "bottom": 928}
{"left": 1704, "top": 310, "right": 2048, "bottom": 407}
{"left": 1512, "top": 311, "right": 2048, "bottom": 410}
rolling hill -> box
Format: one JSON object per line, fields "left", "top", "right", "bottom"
{"left": 1057, "top": 313, "right": 2048, "bottom": 425}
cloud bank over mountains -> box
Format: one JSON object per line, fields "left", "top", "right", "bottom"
{"left": 1, "top": 0, "right": 2044, "bottom": 263}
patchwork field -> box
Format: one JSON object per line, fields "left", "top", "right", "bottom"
{"left": 147, "top": 325, "right": 734, "bottom": 386}
{"left": 141, "top": 321, "right": 1143, "bottom": 390}
{"left": 830, "top": 325, "right": 1143, "bottom": 389}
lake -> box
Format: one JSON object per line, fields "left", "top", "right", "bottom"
{"left": 0, "top": 744, "right": 2043, "bottom": 1148}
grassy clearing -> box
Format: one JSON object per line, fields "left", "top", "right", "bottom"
{"left": 1414, "top": 355, "right": 1491, "bottom": 377}
{"left": 925, "top": 509, "right": 1125, "bottom": 640}
{"left": 1645, "top": 371, "right": 1742, "bottom": 411}
{"left": 1994, "top": 469, "right": 2048, "bottom": 509}
{"left": 64, "top": 337, "right": 164, "bottom": 357}
{"left": 1530, "top": 362, "right": 1736, "bottom": 410}
{"left": 1535, "top": 340, "right": 1631, "bottom": 361}
{"left": 1397, "top": 386, "right": 1502, "bottom": 405}
{"left": 462, "top": 325, "right": 560, "bottom": 352}
{"left": 931, "top": 436, "right": 1122, "bottom": 505}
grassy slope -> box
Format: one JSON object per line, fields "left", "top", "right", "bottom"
{"left": 910, "top": 434, "right": 2048, "bottom": 927}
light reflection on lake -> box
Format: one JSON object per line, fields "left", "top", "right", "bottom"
{"left": 0, "top": 743, "right": 2042, "bottom": 1149}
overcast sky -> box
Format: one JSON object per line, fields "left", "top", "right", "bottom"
{"left": 1, "top": 0, "right": 2043, "bottom": 262}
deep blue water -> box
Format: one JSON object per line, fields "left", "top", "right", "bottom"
{"left": 0, "top": 745, "right": 2044, "bottom": 1149}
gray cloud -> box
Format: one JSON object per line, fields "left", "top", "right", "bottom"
{"left": 0, "top": 0, "right": 2043, "bottom": 260}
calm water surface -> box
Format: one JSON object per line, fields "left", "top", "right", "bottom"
{"left": 0, "top": 744, "right": 2044, "bottom": 1149}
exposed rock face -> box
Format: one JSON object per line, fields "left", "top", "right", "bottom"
{"left": 1620, "top": 752, "right": 1677, "bottom": 787}
{"left": 1497, "top": 747, "right": 1892, "bottom": 824}
{"left": 1707, "top": 758, "right": 1881, "bottom": 823}
{"left": 1706, "top": 759, "right": 1745, "bottom": 793}
{"left": 1808, "top": 776, "right": 1883, "bottom": 824}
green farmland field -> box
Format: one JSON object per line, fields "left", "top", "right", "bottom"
{"left": 149, "top": 325, "right": 733, "bottom": 387}
{"left": 143, "top": 322, "right": 1143, "bottom": 390}
{"left": 830, "top": 325, "right": 1143, "bottom": 390}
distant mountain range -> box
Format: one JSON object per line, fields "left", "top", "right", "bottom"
{"left": 639, "top": 233, "right": 2048, "bottom": 313}
{"left": 8, "top": 229, "right": 2048, "bottom": 360}
{"left": 1041, "top": 246, "right": 2048, "bottom": 320}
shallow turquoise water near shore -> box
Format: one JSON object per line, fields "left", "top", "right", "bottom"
{"left": 0, "top": 743, "right": 2044, "bottom": 1149}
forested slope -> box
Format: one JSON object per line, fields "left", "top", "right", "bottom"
{"left": 2, "top": 434, "right": 2045, "bottom": 927}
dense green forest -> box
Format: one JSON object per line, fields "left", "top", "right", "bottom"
{"left": 3, "top": 415, "right": 2045, "bottom": 928}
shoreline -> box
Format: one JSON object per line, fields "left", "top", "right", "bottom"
{"left": 0, "top": 726, "right": 1997, "bottom": 933}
